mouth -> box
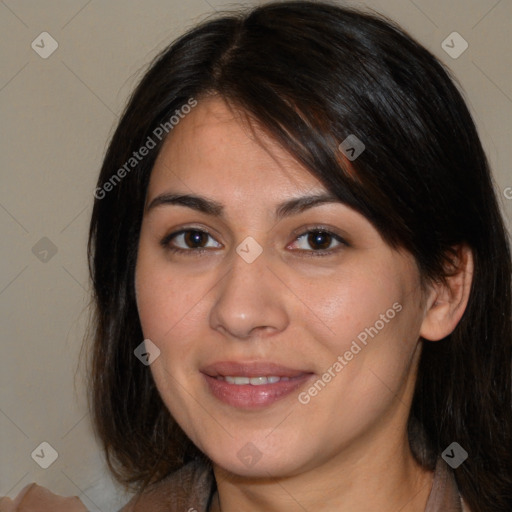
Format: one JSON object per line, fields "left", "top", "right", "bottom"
{"left": 216, "top": 375, "right": 297, "bottom": 385}
{"left": 200, "top": 361, "right": 315, "bottom": 409}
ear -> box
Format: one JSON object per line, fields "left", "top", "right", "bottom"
{"left": 419, "top": 244, "right": 474, "bottom": 342}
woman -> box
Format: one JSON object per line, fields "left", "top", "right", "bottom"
{"left": 2, "top": 1, "right": 510, "bottom": 511}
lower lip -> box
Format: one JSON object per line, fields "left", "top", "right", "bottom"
{"left": 202, "top": 374, "right": 314, "bottom": 409}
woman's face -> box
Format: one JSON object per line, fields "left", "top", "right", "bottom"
{"left": 135, "top": 96, "right": 428, "bottom": 478}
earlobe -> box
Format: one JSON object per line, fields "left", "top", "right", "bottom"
{"left": 419, "top": 245, "right": 474, "bottom": 342}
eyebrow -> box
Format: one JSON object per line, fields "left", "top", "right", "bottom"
{"left": 145, "top": 191, "right": 343, "bottom": 221}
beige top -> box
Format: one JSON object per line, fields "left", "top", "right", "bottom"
{"left": 0, "top": 457, "right": 470, "bottom": 511}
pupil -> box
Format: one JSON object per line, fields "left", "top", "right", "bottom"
{"left": 309, "top": 231, "right": 330, "bottom": 250}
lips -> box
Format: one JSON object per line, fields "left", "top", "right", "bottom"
{"left": 201, "top": 361, "right": 310, "bottom": 379}
{"left": 200, "top": 361, "right": 315, "bottom": 409}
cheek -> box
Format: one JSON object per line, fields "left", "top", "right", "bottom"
{"left": 306, "top": 266, "right": 402, "bottom": 352}
{"left": 135, "top": 245, "right": 206, "bottom": 344}
{"left": 301, "top": 267, "right": 420, "bottom": 406}
{"left": 300, "top": 305, "right": 419, "bottom": 449}
{"left": 135, "top": 249, "right": 206, "bottom": 428}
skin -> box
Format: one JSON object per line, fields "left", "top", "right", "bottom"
{"left": 135, "top": 96, "right": 473, "bottom": 511}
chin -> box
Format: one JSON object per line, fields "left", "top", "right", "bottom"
{"left": 206, "top": 441, "right": 313, "bottom": 480}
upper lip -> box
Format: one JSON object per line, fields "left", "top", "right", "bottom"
{"left": 201, "top": 361, "right": 312, "bottom": 378}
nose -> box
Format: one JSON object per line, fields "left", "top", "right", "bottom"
{"left": 208, "top": 245, "right": 290, "bottom": 340}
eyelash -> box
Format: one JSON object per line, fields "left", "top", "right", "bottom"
{"left": 160, "top": 226, "right": 348, "bottom": 258}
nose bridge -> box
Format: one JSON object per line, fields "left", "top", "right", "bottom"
{"left": 209, "top": 240, "right": 289, "bottom": 339}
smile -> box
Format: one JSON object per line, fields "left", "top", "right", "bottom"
{"left": 201, "top": 361, "right": 314, "bottom": 408}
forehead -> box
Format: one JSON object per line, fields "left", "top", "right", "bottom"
{"left": 147, "top": 96, "right": 326, "bottom": 201}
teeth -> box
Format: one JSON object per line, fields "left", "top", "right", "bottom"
{"left": 249, "top": 376, "right": 267, "bottom": 385}
{"left": 220, "top": 375, "right": 289, "bottom": 385}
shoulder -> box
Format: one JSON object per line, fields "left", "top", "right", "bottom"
{"left": 0, "top": 483, "right": 88, "bottom": 511}
{"left": 118, "top": 457, "right": 215, "bottom": 512}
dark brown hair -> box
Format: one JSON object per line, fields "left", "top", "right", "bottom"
{"left": 86, "top": 2, "right": 512, "bottom": 510}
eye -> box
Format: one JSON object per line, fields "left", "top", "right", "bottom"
{"left": 289, "top": 228, "right": 347, "bottom": 257}
{"left": 160, "top": 228, "right": 221, "bottom": 254}
{"left": 160, "top": 226, "right": 347, "bottom": 257}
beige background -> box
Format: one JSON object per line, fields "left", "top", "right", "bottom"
{"left": 1, "top": 0, "right": 510, "bottom": 510}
